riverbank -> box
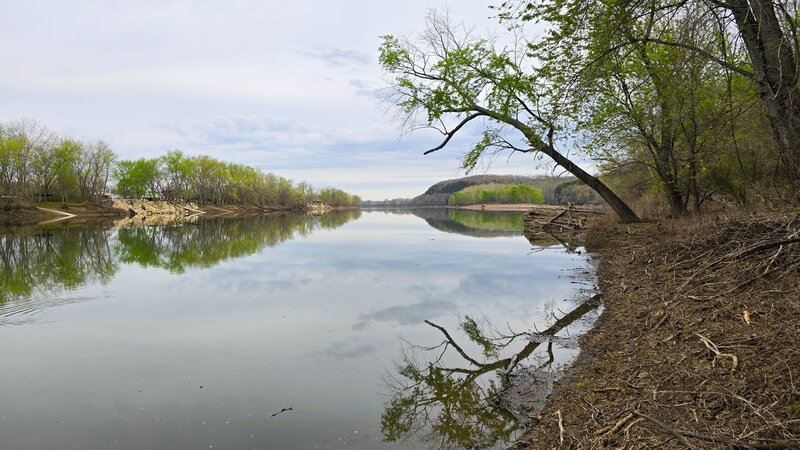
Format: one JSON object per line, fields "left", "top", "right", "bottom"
{"left": 0, "top": 200, "right": 353, "bottom": 224}
{"left": 457, "top": 203, "right": 544, "bottom": 211}
{"left": 515, "top": 212, "right": 800, "bottom": 449}
{"left": 0, "top": 203, "right": 126, "bottom": 225}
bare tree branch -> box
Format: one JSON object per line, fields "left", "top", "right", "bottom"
{"left": 423, "top": 112, "right": 484, "bottom": 155}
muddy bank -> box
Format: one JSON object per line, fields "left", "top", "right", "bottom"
{"left": 0, "top": 203, "right": 126, "bottom": 224}
{"left": 514, "top": 213, "right": 800, "bottom": 449}
{"left": 1, "top": 200, "right": 356, "bottom": 224}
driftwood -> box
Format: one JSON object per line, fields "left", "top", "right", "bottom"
{"left": 524, "top": 204, "right": 604, "bottom": 231}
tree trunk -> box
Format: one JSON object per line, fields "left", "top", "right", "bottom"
{"left": 729, "top": 0, "right": 800, "bottom": 181}
{"left": 544, "top": 145, "right": 641, "bottom": 223}
{"left": 473, "top": 105, "right": 642, "bottom": 223}
{"left": 653, "top": 143, "right": 687, "bottom": 216}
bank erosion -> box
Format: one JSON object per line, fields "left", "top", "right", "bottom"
{"left": 516, "top": 212, "right": 800, "bottom": 449}
{"left": 0, "top": 199, "right": 356, "bottom": 224}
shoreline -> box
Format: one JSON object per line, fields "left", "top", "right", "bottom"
{"left": 454, "top": 203, "right": 602, "bottom": 212}
{"left": 0, "top": 201, "right": 356, "bottom": 225}
{"left": 456, "top": 203, "right": 544, "bottom": 211}
{"left": 514, "top": 213, "right": 800, "bottom": 448}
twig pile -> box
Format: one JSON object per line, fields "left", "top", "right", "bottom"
{"left": 515, "top": 212, "right": 800, "bottom": 449}
{"left": 523, "top": 204, "right": 604, "bottom": 231}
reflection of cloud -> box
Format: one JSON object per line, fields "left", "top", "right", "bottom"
{"left": 455, "top": 273, "right": 542, "bottom": 298}
{"left": 322, "top": 342, "right": 377, "bottom": 359}
{"left": 301, "top": 48, "right": 371, "bottom": 67}
{"left": 353, "top": 299, "right": 456, "bottom": 331}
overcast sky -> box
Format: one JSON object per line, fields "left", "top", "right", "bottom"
{"left": 0, "top": 0, "right": 563, "bottom": 200}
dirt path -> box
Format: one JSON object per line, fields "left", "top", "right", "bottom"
{"left": 514, "top": 213, "right": 800, "bottom": 449}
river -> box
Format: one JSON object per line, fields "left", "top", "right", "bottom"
{"left": 0, "top": 209, "right": 599, "bottom": 449}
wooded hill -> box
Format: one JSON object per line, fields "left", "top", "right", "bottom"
{"left": 362, "top": 174, "right": 599, "bottom": 206}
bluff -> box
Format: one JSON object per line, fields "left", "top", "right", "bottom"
{"left": 362, "top": 174, "right": 599, "bottom": 207}
{"left": 409, "top": 175, "right": 539, "bottom": 206}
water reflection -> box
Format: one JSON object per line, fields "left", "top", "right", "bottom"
{"left": 407, "top": 208, "right": 582, "bottom": 253}
{"left": 0, "top": 209, "right": 593, "bottom": 449}
{"left": 0, "top": 224, "right": 118, "bottom": 305}
{"left": 115, "top": 210, "right": 361, "bottom": 273}
{"left": 0, "top": 210, "right": 361, "bottom": 305}
{"left": 411, "top": 209, "right": 525, "bottom": 238}
{"left": 381, "top": 295, "right": 602, "bottom": 449}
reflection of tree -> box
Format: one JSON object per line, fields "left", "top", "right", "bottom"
{"left": 407, "top": 208, "right": 584, "bottom": 253}
{"left": 381, "top": 295, "right": 602, "bottom": 449}
{"left": 523, "top": 228, "right": 582, "bottom": 253}
{"left": 0, "top": 224, "right": 118, "bottom": 304}
{"left": 412, "top": 208, "right": 525, "bottom": 238}
{"left": 0, "top": 210, "right": 361, "bottom": 304}
{"left": 447, "top": 210, "right": 525, "bottom": 233}
{"left": 115, "top": 210, "right": 360, "bottom": 273}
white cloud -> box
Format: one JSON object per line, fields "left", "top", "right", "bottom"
{"left": 300, "top": 48, "right": 372, "bottom": 67}
{"left": 0, "top": 0, "right": 578, "bottom": 200}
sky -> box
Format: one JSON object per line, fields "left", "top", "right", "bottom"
{"left": 0, "top": 0, "right": 566, "bottom": 200}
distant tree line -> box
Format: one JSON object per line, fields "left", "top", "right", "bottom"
{"left": 361, "top": 198, "right": 415, "bottom": 207}
{"left": 0, "top": 119, "right": 360, "bottom": 208}
{"left": 447, "top": 184, "right": 544, "bottom": 206}
{"left": 0, "top": 119, "right": 115, "bottom": 203}
{"left": 113, "top": 150, "right": 361, "bottom": 208}
{"left": 361, "top": 175, "right": 591, "bottom": 207}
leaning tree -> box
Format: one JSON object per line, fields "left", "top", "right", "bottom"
{"left": 380, "top": 13, "right": 640, "bottom": 222}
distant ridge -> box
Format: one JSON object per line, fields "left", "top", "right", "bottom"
{"left": 363, "top": 174, "right": 597, "bottom": 207}
{"left": 412, "top": 175, "right": 544, "bottom": 206}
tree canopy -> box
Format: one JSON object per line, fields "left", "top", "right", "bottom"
{"left": 0, "top": 119, "right": 360, "bottom": 209}
{"left": 379, "top": 12, "right": 640, "bottom": 222}
{"left": 382, "top": 1, "right": 798, "bottom": 217}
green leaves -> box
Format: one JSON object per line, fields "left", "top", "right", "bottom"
{"left": 380, "top": 22, "right": 541, "bottom": 127}
{"left": 113, "top": 152, "right": 360, "bottom": 208}
{"left": 378, "top": 35, "right": 407, "bottom": 71}
{"left": 447, "top": 183, "right": 544, "bottom": 206}
{"left": 461, "top": 130, "right": 495, "bottom": 173}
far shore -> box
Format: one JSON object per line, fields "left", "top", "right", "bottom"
{"left": 454, "top": 203, "right": 604, "bottom": 212}
{"left": 0, "top": 200, "right": 355, "bottom": 225}
{"left": 454, "top": 203, "right": 541, "bottom": 211}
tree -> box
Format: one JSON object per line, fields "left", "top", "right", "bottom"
{"left": 84, "top": 141, "right": 116, "bottom": 202}
{"left": 0, "top": 126, "right": 27, "bottom": 201}
{"left": 533, "top": 2, "right": 759, "bottom": 213}
{"left": 160, "top": 150, "right": 192, "bottom": 201}
{"left": 379, "top": 13, "right": 640, "bottom": 222}
{"left": 31, "top": 138, "right": 81, "bottom": 202}
{"left": 113, "top": 158, "right": 161, "bottom": 199}
{"left": 505, "top": 0, "right": 800, "bottom": 187}
{"left": 7, "top": 119, "right": 57, "bottom": 201}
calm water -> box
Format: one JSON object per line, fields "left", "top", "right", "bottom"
{"left": 0, "top": 209, "right": 598, "bottom": 450}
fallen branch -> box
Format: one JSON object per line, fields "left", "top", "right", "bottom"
{"left": 697, "top": 333, "right": 739, "bottom": 371}
{"left": 555, "top": 409, "right": 565, "bottom": 446}
{"left": 594, "top": 412, "right": 634, "bottom": 436}
{"left": 633, "top": 410, "right": 798, "bottom": 450}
